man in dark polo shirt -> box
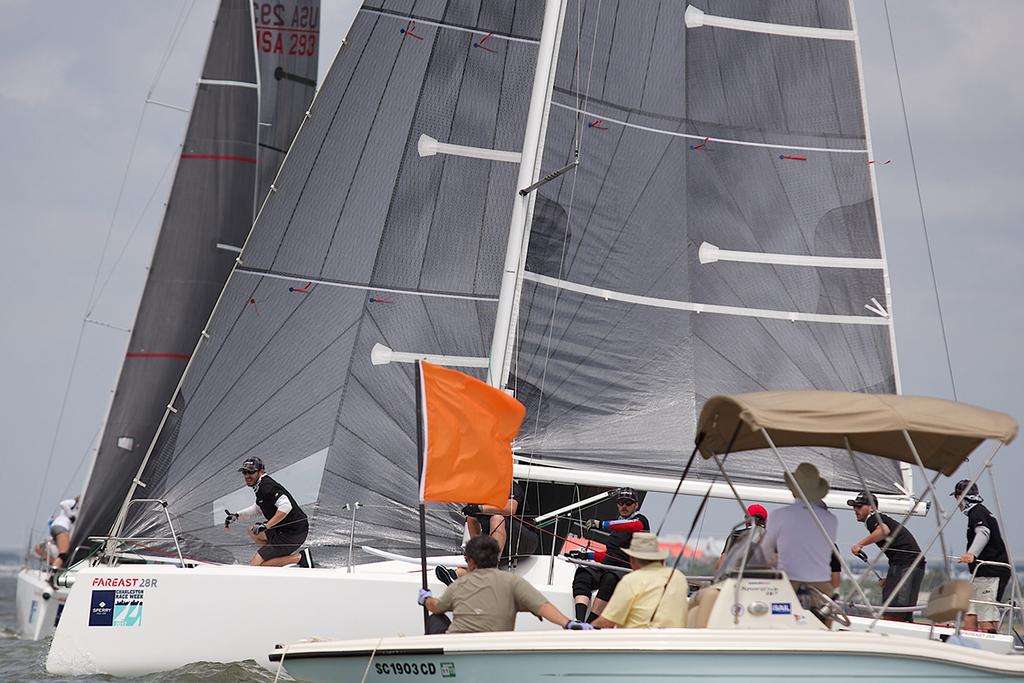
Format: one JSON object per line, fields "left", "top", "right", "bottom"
{"left": 952, "top": 480, "right": 1010, "bottom": 633}
{"left": 848, "top": 492, "right": 923, "bottom": 622}
{"left": 224, "top": 457, "right": 309, "bottom": 567}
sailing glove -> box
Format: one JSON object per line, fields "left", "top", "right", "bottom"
{"left": 461, "top": 504, "right": 482, "bottom": 516}
{"left": 417, "top": 588, "right": 433, "bottom": 606}
{"left": 251, "top": 523, "right": 267, "bottom": 535}
{"left": 224, "top": 510, "right": 239, "bottom": 528}
{"left": 583, "top": 519, "right": 601, "bottom": 530}
{"left": 565, "top": 620, "right": 595, "bottom": 630}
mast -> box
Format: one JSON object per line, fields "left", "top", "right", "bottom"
{"left": 848, "top": 0, "right": 912, "bottom": 495}
{"left": 487, "top": 0, "right": 567, "bottom": 388}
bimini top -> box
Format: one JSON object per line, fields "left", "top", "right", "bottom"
{"left": 697, "top": 392, "right": 1017, "bottom": 475}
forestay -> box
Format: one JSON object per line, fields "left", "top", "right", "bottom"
{"left": 509, "top": 0, "right": 902, "bottom": 494}
{"left": 122, "top": 2, "right": 546, "bottom": 564}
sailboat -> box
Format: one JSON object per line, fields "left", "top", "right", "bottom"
{"left": 15, "top": 0, "right": 318, "bottom": 641}
{"left": 44, "top": 0, "right": 1016, "bottom": 676}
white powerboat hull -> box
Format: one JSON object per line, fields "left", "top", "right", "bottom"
{"left": 15, "top": 568, "right": 67, "bottom": 641}
{"left": 273, "top": 629, "right": 1024, "bottom": 683}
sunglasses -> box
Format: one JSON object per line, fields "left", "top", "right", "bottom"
{"left": 616, "top": 499, "right": 637, "bottom": 505}
{"left": 241, "top": 469, "right": 258, "bottom": 475}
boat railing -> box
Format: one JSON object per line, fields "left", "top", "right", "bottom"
{"left": 967, "top": 559, "right": 1020, "bottom": 637}
{"left": 92, "top": 498, "right": 185, "bottom": 568}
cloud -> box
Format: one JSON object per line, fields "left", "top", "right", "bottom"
{"left": 0, "top": 49, "right": 75, "bottom": 106}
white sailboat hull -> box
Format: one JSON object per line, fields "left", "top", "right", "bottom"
{"left": 15, "top": 568, "right": 67, "bottom": 641}
{"left": 273, "top": 630, "right": 1024, "bottom": 683}
{"left": 45, "top": 555, "right": 576, "bottom": 677}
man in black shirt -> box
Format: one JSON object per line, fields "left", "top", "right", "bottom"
{"left": 952, "top": 480, "right": 1010, "bottom": 632}
{"left": 224, "top": 457, "right": 309, "bottom": 567}
{"left": 566, "top": 487, "right": 650, "bottom": 623}
{"left": 848, "top": 492, "right": 923, "bottom": 622}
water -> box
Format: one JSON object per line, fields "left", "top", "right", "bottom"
{"left": 0, "top": 565, "right": 276, "bottom": 683}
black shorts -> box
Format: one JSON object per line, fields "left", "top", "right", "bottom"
{"left": 258, "top": 525, "right": 308, "bottom": 561}
{"left": 572, "top": 566, "right": 620, "bottom": 601}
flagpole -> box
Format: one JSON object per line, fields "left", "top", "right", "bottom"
{"left": 415, "top": 361, "right": 429, "bottom": 634}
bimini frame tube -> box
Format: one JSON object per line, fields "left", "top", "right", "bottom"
{"left": 759, "top": 429, "right": 875, "bottom": 612}
{"left": 985, "top": 465, "right": 1021, "bottom": 636}
{"left": 901, "top": 431, "right": 952, "bottom": 577}
{"left": 867, "top": 442, "right": 1005, "bottom": 631}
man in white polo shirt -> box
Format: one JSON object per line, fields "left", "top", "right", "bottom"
{"left": 760, "top": 463, "right": 838, "bottom": 606}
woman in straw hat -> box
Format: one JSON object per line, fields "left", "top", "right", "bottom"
{"left": 591, "top": 532, "right": 688, "bottom": 629}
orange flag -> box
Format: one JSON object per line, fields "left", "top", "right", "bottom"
{"left": 417, "top": 361, "right": 526, "bottom": 507}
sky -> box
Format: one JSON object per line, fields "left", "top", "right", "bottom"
{"left": 1, "top": 1, "right": 1021, "bottom": 568}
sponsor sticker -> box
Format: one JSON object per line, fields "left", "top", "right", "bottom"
{"left": 89, "top": 589, "right": 143, "bottom": 627}
{"left": 771, "top": 602, "right": 792, "bottom": 615}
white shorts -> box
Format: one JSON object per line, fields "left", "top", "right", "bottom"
{"left": 967, "top": 576, "right": 1001, "bottom": 623}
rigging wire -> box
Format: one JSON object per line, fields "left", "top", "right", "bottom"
{"left": 28, "top": 0, "right": 200, "bottom": 536}
{"left": 882, "top": 0, "right": 958, "bottom": 400}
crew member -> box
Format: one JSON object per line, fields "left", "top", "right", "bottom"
{"left": 591, "top": 532, "right": 688, "bottom": 629}
{"left": 848, "top": 492, "right": 924, "bottom": 622}
{"left": 418, "top": 534, "right": 589, "bottom": 634}
{"left": 952, "top": 480, "right": 1010, "bottom": 633}
{"left": 44, "top": 496, "right": 78, "bottom": 569}
{"left": 437, "top": 480, "right": 538, "bottom": 585}
{"left": 760, "top": 463, "right": 838, "bottom": 612}
{"left": 566, "top": 487, "right": 649, "bottom": 623}
{"left": 715, "top": 504, "right": 768, "bottom": 571}
{"left": 224, "top": 457, "right": 309, "bottom": 567}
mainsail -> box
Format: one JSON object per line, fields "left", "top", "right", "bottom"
{"left": 120, "top": 0, "right": 902, "bottom": 566}
{"left": 71, "top": 0, "right": 319, "bottom": 556}
{"left": 509, "top": 0, "right": 901, "bottom": 493}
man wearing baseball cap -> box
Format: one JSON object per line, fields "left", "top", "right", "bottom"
{"left": 951, "top": 480, "right": 1010, "bottom": 632}
{"left": 564, "top": 487, "right": 649, "bottom": 623}
{"left": 224, "top": 457, "right": 309, "bottom": 567}
{"left": 848, "top": 491, "right": 923, "bottom": 622}
{"left": 715, "top": 504, "right": 768, "bottom": 572}
{"left": 591, "top": 532, "right": 688, "bottom": 628}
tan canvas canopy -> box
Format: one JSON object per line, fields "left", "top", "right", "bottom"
{"left": 697, "top": 391, "right": 1017, "bottom": 476}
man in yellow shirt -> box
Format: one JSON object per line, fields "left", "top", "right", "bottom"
{"left": 592, "top": 532, "right": 688, "bottom": 628}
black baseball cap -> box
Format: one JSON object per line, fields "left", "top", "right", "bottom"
{"left": 238, "top": 457, "right": 264, "bottom": 473}
{"left": 846, "top": 492, "right": 878, "bottom": 508}
{"left": 951, "top": 479, "right": 977, "bottom": 498}
{"left": 616, "top": 487, "right": 638, "bottom": 503}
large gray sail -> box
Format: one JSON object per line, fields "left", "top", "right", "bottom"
{"left": 510, "top": 0, "right": 901, "bottom": 493}
{"left": 122, "top": 2, "right": 546, "bottom": 564}
{"left": 71, "top": 0, "right": 318, "bottom": 557}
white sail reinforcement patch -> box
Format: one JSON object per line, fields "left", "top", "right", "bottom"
{"left": 549, "top": 102, "right": 866, "bottom": 155}
{"left": 417, "top": 135, "right": 521, "bottom": 163}
{"left": 371, "top": 343, "right": 488, "bottom": 368}
{"left": 699, "top": 242, "right": 885, "bottom": 270}
{"left": 197, "top": 78, "right": 259, "bottom": 89}
{"left": 360, "top": 8, "right": 541, "bottom": 45}
{"left": 684, "top": 6, "right": 856, "bottom": 41}
{"left": 523, "top": 271, "right": 889, "bottom": 326}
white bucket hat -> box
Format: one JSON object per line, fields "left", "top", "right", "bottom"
{"left": 622, "top": 532, "right": 668, "bottom": 561}
{"left": 785, "top": 462, "right": 830, "bottom": 503}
